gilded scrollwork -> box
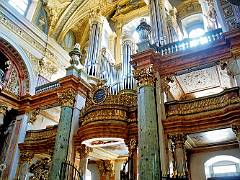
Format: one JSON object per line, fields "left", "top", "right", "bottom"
{"left": 0, "top": 104, "right": 8, "bottom": 116}
{"left": 133, "top": 64, "right": 156, "bottom": 87}
{"left": 29, "top": 157, "right": 52, "bottom": 180}
{"left": 58, "top": 89, "right": 76, "bottom": 107}
{"left": 168, "top": 133, "right": 187, "bottom": 148}
{"left": 19, "top": 151, "right": 34, "bottom": 164}
{"left": 77, "top": 144, "right": 93, "bottom": 159}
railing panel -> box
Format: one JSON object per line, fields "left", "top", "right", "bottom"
{"left": 35, "top": 80, "right": 60, "bottom": 94}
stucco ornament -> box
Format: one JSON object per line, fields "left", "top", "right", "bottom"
{"left": 58, "top": 89, "right": 76, "bottom": 107}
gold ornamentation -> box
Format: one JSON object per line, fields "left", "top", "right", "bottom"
{"left": 19, "top": 151, "right": 34, "bottom": 163}
{"left": 168, "top": 133, "right": 187, "bottom": 148}
{"left": 133, "top": 64, "right": 156, "bottom": 87}
{"left": 166, "top": 89, "right": 240, "bottom": 116}
{"left": 24, "top": 126, "right": 57, "bottom": 143}
{"left": 96, "top": 160, "right": 115, "bottom": 177}
{"left": 77, "top": 144, "right": 93, "bottom": 159}
{"left": 29, "top": 109, "right": 40, "bottom": 124}
{"left": 125, "top": 139, "right": 137, "bottom": 155}
{"left": 29, "top": 157, "right": 51, "bottom": 179}
{"left": 161, "top": 76, "right": 174, "bottom": 92}
{"left": 80, "top": 91, "right": 137, "bottom": 126}
{"left": 58, "top": 89, "right": 76, "bottom": 107}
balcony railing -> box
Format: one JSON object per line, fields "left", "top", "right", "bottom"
{"left": 153, "top": 28, "right": 224, "bottom": 56}
{"left": 35, "top": 80, "right": 60, "bottom": 94}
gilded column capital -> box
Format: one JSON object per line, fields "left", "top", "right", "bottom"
{"left": 58, "top": 89, "right": 76, "bottom": 107}
{"left": 77, "top": 144, "right": 93, "bottom": 159}
{"left": 19, "top": 151, "right": 34, "bottom": 164}
{"left": 29, "top": 109, "right": 40, "bottom": 124}
{"left": 125, "top": 138, "right": 138, "bottom": 155}
{"left": 133, "top": 64, "right": 156, "bottom": 87}
{"left": 168, "top": 133, "right": 187, "bottom": 148}
{"left": 232, "top": 124, "right": 240, "bottom": 140}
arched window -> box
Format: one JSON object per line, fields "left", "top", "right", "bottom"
{"left": 205, "top": 155, "right": 240, "bottom": 178}
{"left": 8, "top": 0, "right": 30, "bottom": 15}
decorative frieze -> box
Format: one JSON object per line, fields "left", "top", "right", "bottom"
{"left": 57, "top": 89, "right": 76, "bottom": 107}
{"left": 133, "top": 64, "right": 156, "bottom": 87}
{"left": 166, "top": 88, "right": 240, "bottom": 116}
{"left": 0, "top": 12, "right": 45, "bottom": 52}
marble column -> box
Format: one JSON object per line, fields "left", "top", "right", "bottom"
{"left": 17, "top": 152, "right": 34, "bottom": 180}
{"left": 168, "top": 133, "right": 188, "bottom": 178}
{"left": 232, "top": 124, "right": 240, "bottom": 148}
{"left": 48, "top": 89, "right": 76, "bottom": 179}
{"left": 77, "top": 144, "right": 92, "bottom": 180}
{"left": 0, "top": 104, "right": 7, "bottom": 125}
{"left": 148, "top": 0, "right": 168, "bottom": 45}
{"left": 85, "top": 10, "right": 104, "bottom": 77}
{"left": 133, "top": 64, "right": 161, "bottom": 180}
{"left": 125, "top": 139, "right": 138, "bottom": 180}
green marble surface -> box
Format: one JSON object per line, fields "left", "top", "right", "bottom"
{"left": 48, "top": 106, "right": 73, "bottom": 180}
{"left": 138, "top": 86, "right": 161, "bottom": 180}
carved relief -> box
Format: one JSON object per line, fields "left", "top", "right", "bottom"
{"left": 5, "top": 68, "right": 19, "bottom": 96}
{"left": 96, "top": 160, "right": 115, "bottom": 177}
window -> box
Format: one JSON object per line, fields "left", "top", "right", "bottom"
{"left": 213, "top": 165, "right": 237, "bottom": 174}
{"left": 8, "top": 0, "right": 30, "bottom": 15}
{"left": 188, "top": 28, "right": 208, "bottom": 47}
{"left": 205, "top": 155, "right": 240, "bottom": 178}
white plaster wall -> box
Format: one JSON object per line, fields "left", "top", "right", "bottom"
{"left": 190, "top": 148, "right": 240, "bottom": 180}
{"left": 28, "top": 116, "right": 57, "bottom": 130}
{"left": 88, "top": 163, "right": 100, "bottom": 180}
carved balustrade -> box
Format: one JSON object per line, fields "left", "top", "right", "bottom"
{"left": 152, "top": 28, "right": 224, "bottom": 56}
{"left": 35, "top": 80, "right": 60, "bottom": 94}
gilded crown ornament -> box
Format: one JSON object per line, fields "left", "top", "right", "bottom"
{"left": 58, "top": 89, "right": 76, "bottom": 107}
{"left": 133, "top": 64, "right": 156, "bottom": 87}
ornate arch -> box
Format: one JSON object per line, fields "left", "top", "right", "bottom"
{"left": 0, "top": 37, "right": 30, "bottom": 96}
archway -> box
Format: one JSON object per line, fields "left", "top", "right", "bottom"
{"left": 0, "top": 33, "right": 36, "bottom": 95}
{"left": 204, "top": 155, "right": 240, "bottom": 179}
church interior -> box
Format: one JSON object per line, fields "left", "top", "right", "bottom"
{"left": 0, "top": 0, "right": 240, "bottom": 179}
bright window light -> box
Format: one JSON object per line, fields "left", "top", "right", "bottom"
{"left": 189, "top": 28, "right": 208, "bottom": 47}
{"left": 8, "top": 0, "right": 29, "bottom": 15}
{"left": 213, "top": 165, "right": 237, "bottom": 174}
{"left": 133, "top": 31, "right": 139, "bottom": 43}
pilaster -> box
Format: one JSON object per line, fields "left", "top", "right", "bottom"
{"left": 168, "top": 133, "right": 188, "bottom": 178}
